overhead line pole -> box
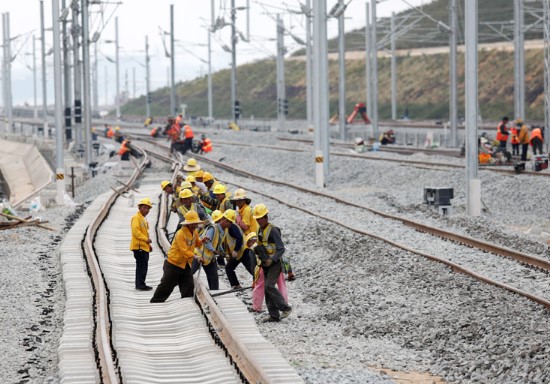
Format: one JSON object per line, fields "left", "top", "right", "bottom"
{"left": 72, "top": 0, "right": 82, "bottom": 147}
{"left": 145, "top": 35, "right": 151, "bottom": 118}
{"left": 40, "top": 0, "right": 49, "bottom": 139}
{"left": 544, "top": 0, "right": 550, "bottom": 152}
{"left": 53, "top": 0, "right": 65, "bottom": 205}
{"left": 465, "top": 0, "right": 480, "bottom": 216}
{"left": 231, "top": 0, "right": 238, "bottom": 122}
{"left": 208, "top": 0, "right": 214, "bottom": 122}
{"left": 276, "top": 14, "right": 286, "bottom": 132}
{"left": 390, "top": 11, "right": 397, "bottom": 121}
{"left": 449, "top": 0, "right": 458, "bottom": 148}
{"left": 33, "top": 36, "right": 38, "bottom": 120}
{"left": 81, "top": 0, "right": 93, "bottom": 165}
{"left": 62, "top": 0, "right": 72, "bottom": 143}
{"left": 170, "top": 5, "right": 176, "bottom": 117}
{"left": 371, "top": 0, "right": 379, "bottom": 140}
{"left": 337, "top": 0, "right": 346, "bottom": 140}
{"left": 115, "top": 16, "right": 120, "bottom": 121}
{"left": 365, "top": 3, "right": 372, "bottom": 125}
{"left": 514, "top": 0, "right": 525, "bottom": 120}
{"left": 305, "top": 0, "right": 313, "bottom": 133}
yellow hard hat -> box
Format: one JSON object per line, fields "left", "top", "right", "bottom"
{"left": 223, "top": 209, "right": 236, "bottom": 223}
{"left": 516, "top": 118, "right": 523, "bottom": 124}
{"left": 138, "top": 198, "right": 153, "bottom": 208}
{"left": 213, "top": 184, "right": 226, "bottom": 195}
{"left": 183, "top": 158, "right": 201, "bottom": 171}
{"left": 203, "top": 172, "right": 214, "bottom": 182}
{"left": 180, "top": 181, "right": 192, "bottom": 190}
{"left": 160, "top": 180, "right": 172, "bottom": 190}
{"left": 195, "top": 170, "right": 205, "bottom": 179}
{"left": 245, "top": 232, "right": 257, "bottom": 243}
{"left": 211, "top": 210, "right": 223, "bottom": 222}
{"left": 231, "top": 188, "right": 247, "bottom": 200}
{"left": 252, "top": 203, "right": 269, "bottom": 219}
{"left": 115, "top": 126, "right": 120, "bottom": 131}
{"left": 182, "top": 211, "right": 201, "bottom": 225}
{"left": 186, "top": 175, "right": 196, "bottom": 183}
{"left": 179, "top": 189, "right": 193, "bottom": 199}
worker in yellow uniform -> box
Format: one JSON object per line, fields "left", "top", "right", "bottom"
{"left": 213, "top": 184, "right": 232, "bottom": 213}
{"left": 218, "top": 209, "right": 245, "bottom": 273}
{"left": 231, "top": 188, "right": 258, "bottom": 235}
{"left": 176, "top": 188, "right": 209, "bottom": 225}
{"left": 130, "top": 198, "right": 154, "bottom": 291}
{"left": 150, "top": 211, "right": 203, "bottom": 302}
{"left": 192, "top": 210, "right": 224, "bottom": 290}
{"left": 160, "top": 180, "right": 179, "bottom": 213}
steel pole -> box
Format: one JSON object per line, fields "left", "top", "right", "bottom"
{"left": 145, "top": 35, "right": 151, "bottom": 118}
{"left": 514, "top": 0, "right": 525, "bottom": 120}
{"left": 5, "top": 13, "right": 12, "bottom": 134}
{"left": 208, "top": 0, "right": 213, "bottom": 122}
{"left": 62, "top": 0, "right": 72, "bottom": 142}
{"left": 53, "top": 0, "right": 65, "bottom": 204}
{"left": 40, "top": 1, "right": 49, "bottom": 138}
{"left": 276, "top": 15, "right": 285, "bottom": 132}
{"left": 93, "top": 41, "right": 98, "bottom": 115}
{"left": 449, "top": 0, "right": 458, "bottom": 148}
{"left": 305, "top": 0, "right": 313, "bottom": 132}
{"left": 231, "top": 0, "right": 237, "bottom": 122}
{"left": 365, "top": 3, "right": 372, "bottom": 121}
{"left": 338, "top": 0, "right": 346, "bottom": 140}
{"left": 81, "top": 0, "right": 92, "bottom": 164}
{"left": 2, "top": 14, "right": 8, "bottom": 133}
{"left": 371, "top": 0, "right": 378, "bottom": 139}
{"left": 72, "top": 0, "right": 82, "bottom": 147}
{"left": 544, "top": 0, "right": 550, "bottom": 152}
{"left": 390, "top": 12, "right": 397, "bottom": 121}
{"left": 115, "top": 16, "right": 120, "bottom": 121}
{"left": 33, "top": 36, "right": 38, "bottom": 120}
{"left": 465, "top": 0, "right": 480, "bottom": 216}
{"left": 170, "top": 5, "right": 176, "bottom": 116}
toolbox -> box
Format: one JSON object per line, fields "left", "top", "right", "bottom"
{"left": 533, "top": 155, "right": 548, "bottom": 172}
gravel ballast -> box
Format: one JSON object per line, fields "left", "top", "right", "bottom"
{"left": 2, "top": 129, "right": 550, "bottom": 383}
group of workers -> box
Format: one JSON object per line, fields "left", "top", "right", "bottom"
{"left": 149, "top": 116, "right": 213, "bottom": 155}
{"left": 130, "top": 157, "right": 293, "bottom": 323}
{"left": 496, "top": 116, "right": 544, "bottom": 161}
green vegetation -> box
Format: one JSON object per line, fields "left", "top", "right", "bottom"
{"left": 121, "top": 0, "right": 546, "bottom": 122}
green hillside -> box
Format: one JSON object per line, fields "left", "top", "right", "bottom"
{"left": 121, "top": 0, "right": 546, "bottom": 122}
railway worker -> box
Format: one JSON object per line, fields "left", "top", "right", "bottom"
{"left": 530, "top": 126, "right": 544, "bottom": 155}
{"left": 496, "top": 116, "right": 510, "bottom": 150}
{"left": 118, "top": 139, "right": 130, "bottom": 161}
{"left": 177, "top": 188, "right": 209, "bottom": 226}
{"left": 191, "top": 210, "right": 224, "bottom": 290}
{"left": 150, "top": 211, "right": 203, "bottom": 303}
{"left": 161, "top": 180, "right": 178, "bottom": 213}
{"left": 183, "top": 157, "right": 201, "bottom": 177}
{"left": 231, "top": 188, "right": 258, "bottom": 236}
{"left": 130, "top": 198, "right": 154, "bottom": 291}
{"left": 213, "top": 184, "right": 232, "bottom": 213}
{"left": 218, "top": 209, "right": 244, "bottom": 273}
{"left": 201, "top": 134, "right": 213, "bottom": 153}
{"left": 251, "top": 203, "right": 292, "bottom": 322}
{"left": 224, "top": 228, "right": 256, "bottom": 290}
{"left": 194, "top": 170, "right": 208, "bottom": 194}
{"left": 199, "top": 172, "right": 219, "bottom": 210}
{"left": 181, "top": 123, "right": 195, "bottom": 155}
{"left": 518, "top": 120, "right": 530, "bottom": 161}
{"left": 247, "top": 233, "right": 288, "bottom": 313}
{"left": 185, "top": 175, "right": 200, "bottom": 196}
{"left": 510, "top": 122, "right": 520, "bottom": 157}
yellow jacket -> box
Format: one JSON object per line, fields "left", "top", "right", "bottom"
{"left": 238, "top": 204, "right": 258, "bottom": 235}
{"left": 168, "top": 226, "right": 202, "bottom": 269}
{"left": 130, "top": 211, "right": 151, "bottom": 252}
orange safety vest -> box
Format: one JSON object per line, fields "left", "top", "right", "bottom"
{"left": 530, "top": 128, "right": 543, "bottom": 144}
{"left": 118, "top": 140, "right": 129, "bottom": 155}
{"left": 496, "top": 122, "right": 509, "bottom": 142}
{"left": 107, "top": 128, "right": 115, "bottom": 138}
{"left": 510, "top": 128, "right": 519, "bottom": 145}
{"left": 168, "top": 124, "right": 181, "bottom": 142}
{"left": 202, "top": 138, "right": 212, "bottom": 153}
{"left": 184, "top": 125, "right": 194, "bottom": 139}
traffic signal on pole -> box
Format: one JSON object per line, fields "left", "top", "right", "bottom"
{"left": 283, "top": 99, "right": 288, "bottom": 116}
{"left": 234, "top": 100, "right": 241, "bottom": 120}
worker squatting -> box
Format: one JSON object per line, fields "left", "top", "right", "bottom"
{"left": 130, "top": 158, "right": 293, "bottom": 323}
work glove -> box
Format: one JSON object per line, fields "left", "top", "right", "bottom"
{"left": 262, "top": 259, "right": 273, "bottom": 267}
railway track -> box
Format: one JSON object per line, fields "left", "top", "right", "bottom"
{"left": 137, "top": 137, "right": 550, "bottom": 313}
{"left": 58, "top": 143, "right": 302, "bottom": 383}
{"left": 127, "top": 130, "right": 550, "bottom": 177}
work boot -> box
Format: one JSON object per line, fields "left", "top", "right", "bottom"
{"left": 287, "top": 272, "right": 296, "bottom": 281}
{"left": 261, "top": 315, "right": 280, "bottom": 323}
{"left": 280, "top": 307, "right": 292, "bottom": 319}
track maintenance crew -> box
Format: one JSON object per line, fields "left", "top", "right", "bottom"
{"left": 518, "top": 120, "right": 530, "bottom": 161}
{"left": 251, "top": 203, "right": 292, "bottom": 322}
{"left": 150, "top": 211, "right": 203, "bottom": 303}
{"left": 530, "top": 126, "right": 544, "bottom": 155}
{"left": 191, "top": 210, "right": 225, "bottom": 290}
{"left": 232, "top": 188, "right": 258, "bottom": 236}
{"left": 247, "top": 232, "right": 288, "bottom": 313}
{"left": 496, "top": 116, "right": 510, "bottom": 150}
{"left": 130, "top": 198, "right": 154, "bottom": 291}
{"left": 511, "top": 122, "right": 520, "bottom": 157}
{"left": 218, "top": 209, "right": 249, "bottom": 283}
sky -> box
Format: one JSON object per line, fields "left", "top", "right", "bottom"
{"left": 0, "top": 0, "right": 428, "bottom": 107}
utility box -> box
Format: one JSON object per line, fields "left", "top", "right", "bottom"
{"left": 424, "top": 187, "right": 454, "bottom": 207}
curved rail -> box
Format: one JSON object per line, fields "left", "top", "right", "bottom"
{"left": 82, "top": 146, "right": 150, "bottom": 383}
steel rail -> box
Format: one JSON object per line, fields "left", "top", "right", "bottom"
{"left": 82, "top": 145, "right": 150, "bottom": 383}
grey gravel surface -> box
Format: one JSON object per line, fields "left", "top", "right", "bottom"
{"left": 2, "top": 129, "right": 550, "bottom": 383}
